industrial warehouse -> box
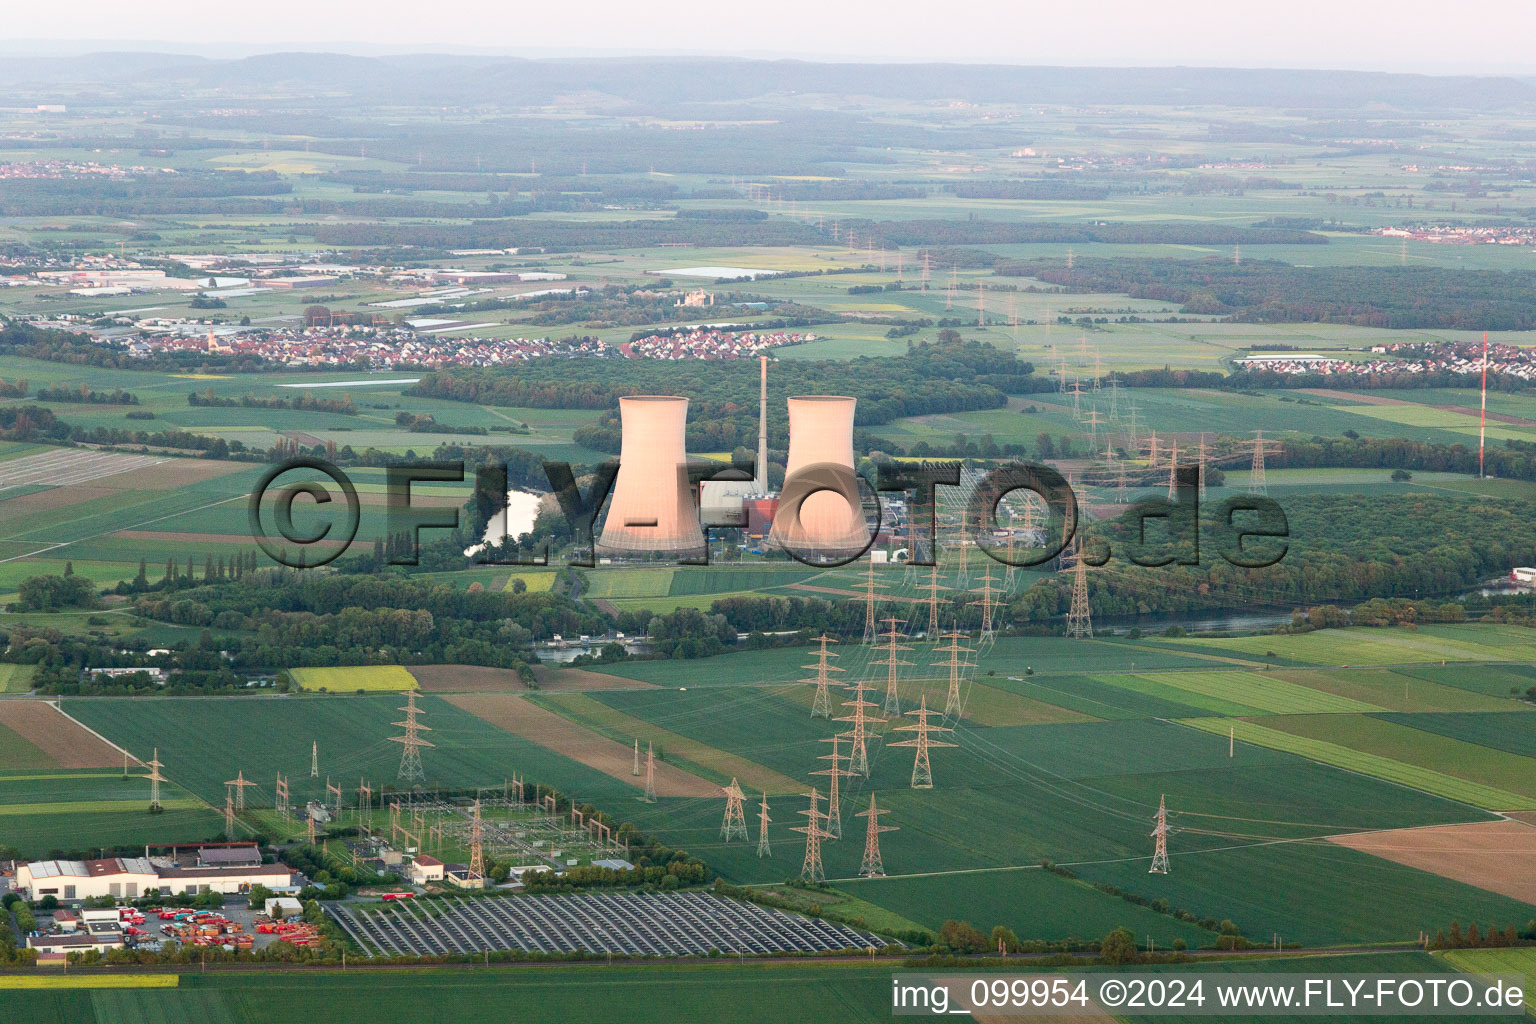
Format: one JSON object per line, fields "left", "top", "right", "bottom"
{"left": 15, "top": 845, "right": 295, "bottom": 900}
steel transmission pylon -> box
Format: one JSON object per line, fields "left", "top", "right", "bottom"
{"left": 856, "top": 554, "right": 885, "bottom": 643}
{"left": 934, "top": 628, "right": 976, "bottom": 720}
{"left": 721, "top": 777, "right": 749, "bottom": 842}
{"left": 804, "top": 635, "right": 843, "bottom": 719}
{"left": 756, "top": 793, "right": 772, "bottom": 858}
{"left": 310, "top": 741, "right": 319, "bottom": 778}
{"left": 1249, "top": 431, "right": 1280, "bottom": 496}
{"left": 872, "top": 617, "right": 913, "bottom": 715}
{"left": 856, "top": 794, "right": 898, "bottom": 878}
{"left": 390, "top": 690, "right": 432, "bottom": 784}
{"left": 469, "top": 799, "right": 485, "bottom": 880}
{"left": 1066, "top": 541, "right": 1093, "bottom": 640}
{"left": 225, "top": 770, "right": 255, "bottom": 811}
{"left": 146, "top": 748, "right": 164, "bottom": 812}
{"left": 917, "top": 563, "right": 947, "bottom": 635}
{"left": 813, "top": 735, "right": 854, "bottom": 840}
{"left": 632, "top": 738, "right": 641, "bottom": 777}
{"left": 890, "top": 696, "right": 956, "bottom": 789}
{"left": 975, "top": 572, "right": 1000, "bottom": 642}
{"left": 792, "top": 788, "right": 831, "bottom": 884}
{"left": 641, "top": 742, "right": 657, "bottom": 803}
{"left": 835, "top": 679, "right": 884, "bottom": 777}
{"left": 1149, "top": 793, "right": 1171, "bottom": 874}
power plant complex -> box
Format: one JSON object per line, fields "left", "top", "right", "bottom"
{"left": 603, "top": 357, "right": 869, "bottom": 559}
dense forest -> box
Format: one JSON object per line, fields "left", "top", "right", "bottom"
{"left": 998, "top": 257, "right": 1536, "bottom": 330}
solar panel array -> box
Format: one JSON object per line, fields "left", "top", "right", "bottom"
{"left": 328, "top": 892, "right": 889, "bottom": 957}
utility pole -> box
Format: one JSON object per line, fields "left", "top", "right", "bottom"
{"left": 890, "top": 696, "right": 955, "bottom": 789}
{"left": 804, "top": 635, "right": 843, "bottom": 719}
{"left": 275, "top": 771, "right": 289, "bottom": 819}
{"left": 856, "top": 794, "right": 898, "bottom": 878}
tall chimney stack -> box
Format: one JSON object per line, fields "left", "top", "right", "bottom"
{"left": 755, "top": 355, "right": 769, "bottom": 494}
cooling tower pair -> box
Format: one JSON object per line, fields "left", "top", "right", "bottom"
{"left": 595, "top": 394, "right": 868, "bottom": 558}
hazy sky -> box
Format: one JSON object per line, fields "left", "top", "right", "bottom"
{"left": 9, "top": 0, "right": 1536, "bottom": 74}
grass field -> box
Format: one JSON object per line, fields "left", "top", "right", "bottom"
{"left": 290, "top": 666, "right": 419, "bottom": 692}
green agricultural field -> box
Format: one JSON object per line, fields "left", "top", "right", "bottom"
{"left": 536, "top": 691, "right": 802, "bottom": 794}
{"left": 1256, "top": 714, "right": 1536, "bottom": 801}
{"left": 0, "top": 724, "right": 53, "bottom": 771}
{"left": 1184, "top": 718, "right": 1534, "bottom": 810}
{"left": 0, "top": 664, "right": 36, "bottom": 693}
{"left": 582, "top": 568, "right": 676, "bottom": 599}
{"left": 1162, "top": 624, "right": 1536, "bottom": 667}
{"left": 1070, "top": 838, "right": 1536, "bottom": 948}
{"left": 1377, "top": 710, "right": 1536, "bottom": 758}
{"left": 844, "top": 866, "right": 1214, "bottom": 947}
{"left": 0, "top": 769, "right": 222, "bottom": 856}
{"left": 290, "top": 666, "right": 419, "bottom": 692}
{"left": 1105, "top": 670, "right": 1383, "bottom": 715}
{"left": 1396, "top": 664, "right": 1536, "bottom": 699}
{"left": 1443, "top": 948, "right": 1536, "bottom": 1015}
{"left": 64, "top": 695, "right": 646, "bottom": 812}
{"left": 1268, "top": 668, "right": 1522, "bottom": 713}
{"left": 0, "top": 965, "right": 899, "bottom": 1024}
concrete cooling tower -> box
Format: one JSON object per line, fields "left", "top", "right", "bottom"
{"left": 597, "top": 396, "right": 705, "bottom": 556}
{"left": 769, "top": 395, "right": 870, "bottom": 557}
